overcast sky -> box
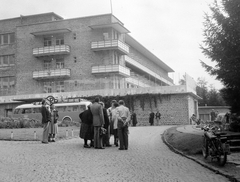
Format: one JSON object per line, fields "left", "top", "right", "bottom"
{"left": 0, "top": 0, "right": 222, "bottom": 89}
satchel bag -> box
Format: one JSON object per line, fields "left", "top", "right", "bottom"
{"left": 99, "top": 127, "right": 107, "bottom": 136}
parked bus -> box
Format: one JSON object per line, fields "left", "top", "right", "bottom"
{"left": 12, "top": 100, "right": 91, "bottom": 123}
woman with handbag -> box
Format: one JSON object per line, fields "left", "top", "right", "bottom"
{"left": 48, "top": 104, "right": 59, "bottom": 142}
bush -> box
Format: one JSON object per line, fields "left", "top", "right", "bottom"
{"left": 0, "top": 117, "right": 42, "bottom": 129}
{"left": 229, "top": 115, "right": 240, "bottom": 132}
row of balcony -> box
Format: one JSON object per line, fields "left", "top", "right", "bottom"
{"left": 31, "top": 64, "right": 130, "bottom": 80}
{"left": 32, "top": 40, "right": 129, "bottom": 57}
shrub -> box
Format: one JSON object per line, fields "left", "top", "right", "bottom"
{"left": 0, "top": 117, "right": 42, "bottom": 129}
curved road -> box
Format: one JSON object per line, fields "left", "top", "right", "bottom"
{"left": 0, "top": 126, "right": 229, "bottom": 182}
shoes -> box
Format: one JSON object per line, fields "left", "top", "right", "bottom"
{"left": 106, "top": 144, "right": 112, "bottom": 147}
{"left": 42, "top": 142, "right": 48, "bottom": 144}
{"left": 125, "top": 148, "right": 128, "bottom": 150}
{"left": 84, "top": 144, "right": 91, "bottom": 148}
{"left": 118, "top": 148, "right": 125, "bottom": 150}
{"left": 94, "top": 147, "right": 105, "bottom": 149}
{"left": 52, "top": 139, "right": 56, "bottom": 142}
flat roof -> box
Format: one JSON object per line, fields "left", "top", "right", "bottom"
{"left": 125, "top": 34, "right": 174, "bottom": 73}
{"left": 89, "top": 22, "right": 130, "bottom": 33}
{"left": 31, "top": 28, "right": 71, "bottom": 36}
{"left": 0, "top": 12, "right": 63, "bottom": 21}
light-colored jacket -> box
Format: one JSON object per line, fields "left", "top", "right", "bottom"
{"left": 90, "top": 102, "right": 105, "bottom": 127}
{"left": 111, "top": 107, "right": 118, "bottom": 129}
{"left": 116, "top": 105, "right": 131, "bottom": 125}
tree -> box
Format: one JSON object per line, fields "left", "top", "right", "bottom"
{"left": 201, "top": 0, "right": 240, "bottom": 113}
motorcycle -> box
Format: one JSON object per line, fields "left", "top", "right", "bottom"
{"left": 202, "top": 125, "right": 230, "bottom": 166}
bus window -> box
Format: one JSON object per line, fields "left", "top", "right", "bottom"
{"left": 66, "top": 106, "right": 73, "bottom": 112}
{"left": 33, "top": 108, "right": 41, "bottom": 113}
{"left": 56, "top": 106, "right": 67, "bottom": 112}
{"left": 22, "top": 108, "right": 32, "bottom": 114}
{"left": 72, "top": 105, "right": 79, "bottom": 112}
{"left": 79, "top": 105, "right": 87, "bottom": 113}
{"left": 13, "top": 109, "right": 20, "bottom": 114}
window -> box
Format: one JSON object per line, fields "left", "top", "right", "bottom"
{"left": 0, "top": 77, "right": 15, "bottom": 90}
{"left": 56, "top": 35, "right": 64, "bottom": 45}
{"left": 113, "top": 51, "right": 119, "bottom": 64}
{"left": 22, "top": 108, "right": 32, "bottom": 114}
{"left": 113, "top": 30, "right": 119, "bottom": 40}
{"left": 43, "top": 81, "right": 53, "bottom": 93}
{"left": 72, "top": 105, "right": 79, "bottom": 112}
{"left": 32, "top": 108, "right": 41, "bottom": 113}
{"left": 44, "top": 37, "right": 52, "bottom": 47}
{"left": 56, "top": 58, "right": 64, "bottom": 69}
{"left": 56, "top": 81, "right": 64, "bottom": 92}
{"left": 13, "top": 109, "right": 20, "bottom": 114}
{"left": 0, "top": 33, "right": 15, "bottom": 45}
{"left": 44, "top": 60, "right": 52, "bottom": 70}
{"left": 0, "top": 55, "right": 14, "bottom": 67}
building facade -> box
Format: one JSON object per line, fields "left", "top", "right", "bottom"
{"left": 0, "top": 12, "right": 199, "bottom": 124}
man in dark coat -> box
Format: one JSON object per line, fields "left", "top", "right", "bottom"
{"left": 100, "top": 102, "right": 111, "bottom": 147}
{"left": 149, "top": 111, "right": 155, "bottom": 126}
{"left": 41, "top": 99, "right": 51, "bottom": 144}
{"left": 131, "top": 111, "right": 137, "bottom": 127}
{"left": 79, "top": 105, "right": 93, "bottom": 148}
{"left": 90, "top": 97, "right": 105, "bottom": 149}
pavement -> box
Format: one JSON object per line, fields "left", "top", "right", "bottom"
{"left": 0, "top": 126, "right": 230, "bottom": 182}
{"left": 176, "top": 125, "right": 240, "bottom": 165}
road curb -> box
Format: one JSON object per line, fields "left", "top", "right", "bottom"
{"left": 162, "top": 127, "right": 239, "bottom": 182}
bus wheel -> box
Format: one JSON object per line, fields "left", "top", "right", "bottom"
{"left": 62, "top": 117, "right": 72, "bottom": 126}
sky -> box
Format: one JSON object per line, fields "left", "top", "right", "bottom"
{"left": 0, "top": 0, "right": 223, "bottom": 89}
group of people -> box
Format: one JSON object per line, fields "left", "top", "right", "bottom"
{"left": 149, "top": 111, "right": 161, "bottom": 126}
{"left": 79, "top": 97, "right": 131, "bottom": 150}
{"left": 41, "top": 99, "right": 59, "bottom": 144}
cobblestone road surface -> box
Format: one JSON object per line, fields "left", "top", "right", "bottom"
{"left": 0, "top": 126, "right": 229, "bottom": 182}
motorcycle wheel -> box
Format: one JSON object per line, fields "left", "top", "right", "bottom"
{"left": 217, "top": 153, "right": 227, "bottom": 166}
{"left": 202, "top": 137, "right": 208, "bottom": 159}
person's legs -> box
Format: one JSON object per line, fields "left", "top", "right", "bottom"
{"left": 118, "top": 128, "right": 124, "bottom": 149}
{"left": 94, "top": 127, "right": 98, "bottom": 148}
{"left": 42, "top": 122, "right": 49, "bottom": 143}
{"left": 123, "top": 126, "right": 129, "bottom": 149}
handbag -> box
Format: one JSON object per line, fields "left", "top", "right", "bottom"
{"left": 99, "top": 127, "right": 107, "bottom": 136}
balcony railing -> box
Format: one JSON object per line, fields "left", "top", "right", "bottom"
{"left": 91, "top": 40, "right": 129, "bottom": 54}
{"left": 125, "top": 77, "right": 151, "bottom": 88}
{"left": 33, "top": 45, "right": 70, "bottom": 57}
{"left": 124, "top": 56, "right": 174, "bottom": 86}
{"left": 33, "top": 68, "right": 71, "bottom": 80}
{"left": 92, "top": 64, "right": 130, "bottom": 77}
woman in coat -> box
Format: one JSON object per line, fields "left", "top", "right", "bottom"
{"left": 79, "top": 105, "right": 94, "bottom": 148}
{"left": 49, "top": 104, "right": 59, "bottom": 142}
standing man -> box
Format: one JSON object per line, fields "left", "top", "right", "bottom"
{"left": 155, "top": 111, "right": 161, "bottom": 126}
{"left": 131, "top": 111, "right": 137, "bottom": 127}
{"left": 117, "top": 100, "right": 131, "bottom": 150}
{"left": 149, "top": 111, "right": 155, "bottom": 126}
{"left": 100, "top": 102, "right": 111, "bottom": 147}
{"left": 41, "top": 99, "right": 51, "bottom": 144}
{"left": 90, "top": 97, "right": 105, "bottom": 149}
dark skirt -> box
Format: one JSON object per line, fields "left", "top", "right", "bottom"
{"left": 79, "top": 123, "right": 93, "bottom": 140}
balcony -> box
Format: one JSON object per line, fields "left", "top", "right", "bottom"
{"left": 124, "top": 56, "right": 174, "bottom": 86}
{"left": 33, "top": 45, "right": 70, "bottom": 57}
{"left": 125, "top": 77, "right": 151, "bottom": 88}
{"left": 92, "top": 64, "right": 130, "bottom": 77}
{"left": 33, "top": 68, "right": 71, "bottom": 80}
{"left": 91, "top": 40, "right": 129, "bottom": 55}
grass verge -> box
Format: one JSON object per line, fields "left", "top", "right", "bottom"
{"left": 164, "top": 126, "right": 202, "bottom": 155}
{"left": 0, "top": 126, "right": 80, "bottom": 141}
